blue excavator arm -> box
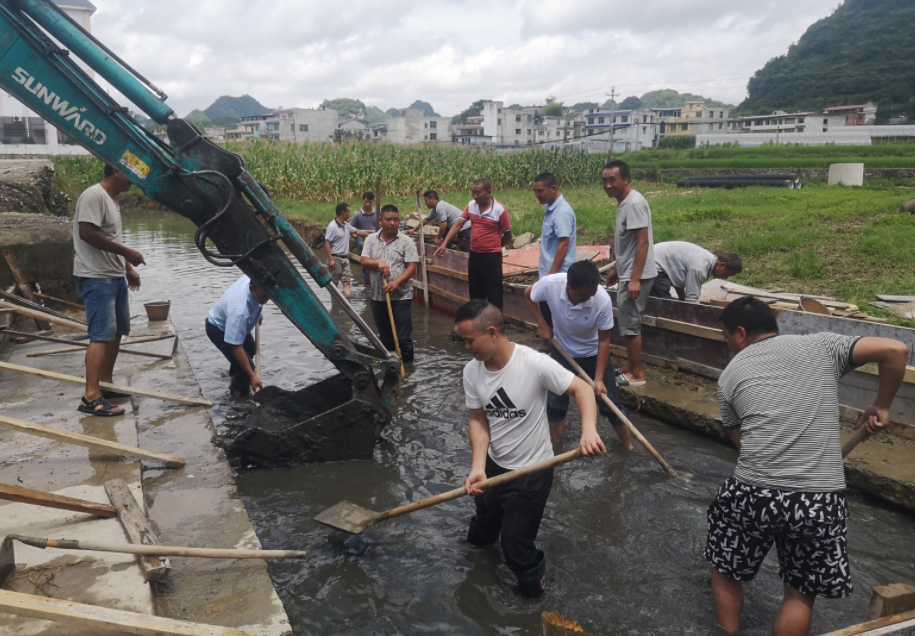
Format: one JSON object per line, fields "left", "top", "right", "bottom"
{"left": 0, "top": 0, "right": 400, "bottom": 466}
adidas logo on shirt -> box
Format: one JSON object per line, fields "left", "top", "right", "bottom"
{"left": 485, "top": 387, "right": 527, "bottom": 419}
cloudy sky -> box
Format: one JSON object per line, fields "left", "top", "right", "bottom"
{"left": 88, "top": 0, "right": 842, "bottom": 117}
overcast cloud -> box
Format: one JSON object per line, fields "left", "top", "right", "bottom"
{"left": 88, "top": 0, "right": 842, "bottom": 117}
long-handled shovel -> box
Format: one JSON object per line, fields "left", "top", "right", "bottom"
{"left": 315, "top": 448, "right": 583, "bottom": 534}
{"left": 0, "top": 534, "right": 305, "bottom": 583}
{"left": 842, "top": 425, "right": 873, "bottom": 458}
{"left": 552, "top": 340, "right": 688, "bottom": 480}
{"left": 384, "top": 276, "right": 406, "bottom": 377}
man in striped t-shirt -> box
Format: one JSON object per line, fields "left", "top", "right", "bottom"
{"left": 435, "top": 179, "right": 513, "bottom": 309}
{"left": 705, "top": 297, "right": 907, "bottom": 635}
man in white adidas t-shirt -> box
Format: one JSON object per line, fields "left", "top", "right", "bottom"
{"left": 455, "top": 300, "right": 605, "bottom": 598}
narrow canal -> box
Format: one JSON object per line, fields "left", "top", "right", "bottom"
{"left": 123, "top": 210, "right": 915, "bottom": 635}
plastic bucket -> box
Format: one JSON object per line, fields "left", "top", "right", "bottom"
{"left": 144, "top": 301, "right": 170, "bottom": 321}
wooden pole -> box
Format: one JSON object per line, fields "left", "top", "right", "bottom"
{"left": 33, "top": 292, "right": 84, "bottom": 311}
{"left": 0, "top": 331, "right": 172, "bottom": 348}
{"left": 0, "top": 483, "right": 117, "bottom": 518}
{"left": 0, "top": 301, "right": 87, "bottom": 332}
{"left": 0, "top": 361, "right": 211, "bottom": 407}
{"left": 255, "top": 323, "right": 261, "bottom": 378}
{"left": 10, "top": 535, "right": 307, "bottom": 560}
{"left": 374, "top": 176, "right": 382, "bottom": 231}
{"left": 0, "top": 413, "right": 186, "bottom": 468}
{"left": 104, "top": 479, "right": 170, "bottom": 581}
{"left": 0, "top": 590, "right": 254, "bottom": 636}
{"left": 28, "top": 345, "right": 172, "bottom": 361}
{"left": 385, "top": 288, "right": 405, "bottom": 377}
{"left": 842, "top": 426, "right": 871, "bottom": 458}
{"left": 2, "top": 251, "right": 36, "bottom": 301}
{"left": 416, "top": 191, "right": 430, "bottom": 308}
{"left": 0, "top": 288, "right": 83, "bottom": 325}
{"left": 552, "top": 341, "right": 679, "bottom": 477}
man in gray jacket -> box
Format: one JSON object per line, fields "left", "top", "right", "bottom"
{"left": 651, "top": 241, "right": 743, "bottom": 303}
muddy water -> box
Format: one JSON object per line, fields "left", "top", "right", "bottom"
{"left": 123, "top": 210, "right": 915, "bottom": 635}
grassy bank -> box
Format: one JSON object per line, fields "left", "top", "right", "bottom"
{"left": 278, "top": 182, "right": 915, "bottom": 327}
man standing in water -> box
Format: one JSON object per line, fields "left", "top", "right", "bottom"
{"left": 72, "top": 164, "right": 145, "bottom": 417}
{"left": 360, "top": 205, "right": 419, "bottom": 363}
{"left": 524, "top": 260, "right": 631, "bottom": 449}
{"left": 434, "top": 179, "right": 513, "bottom": 309}
{"left": 455, "top": 300, "right": 605, "bottom": 598}
{"left": 206, "top": 276, "right": 271, "bottom": 397}
{"left": 602, "top": 159, "right": 655, "bottom": 387}
{"left": 324, "top": 202, "right": 371, "bottom": 298}
{"left": 706, "top": 297, "right": 907, "bottom": 635}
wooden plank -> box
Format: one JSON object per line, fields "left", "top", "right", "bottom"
{"left": 0, "top": 482, "right": 117, "bottom": 518}
{"left": 609, "top": 344, "right": 679, "bottom": 371}
{"left": 611, "top": 307, "right": 727, "bottom": 343}
{"left": 877, "top": 295, "right": 915, "bottom": 303}
{"left": 33, "top": 292, "right": 84, "bottom": 311}
{"left": 677, "top": 358, "right": 723, "bottom": 380}
{"left": 0, "top": 301, "right": 87, "bottom": 332}
{"left": 870, "top": 584, "right": 915, "bottom": 621}
{"left": 0, "top": 361, "right": 211, "bottom": 406}
{"left": 856, "top": 362, "right": 915, "bottom": 385}
{"left": 817, "top": 608, "right": 915, "bottom": 636}
{"left": 0, "top": 288, "right": 82, "bottom": 325}
{"left": 416, "top": 192, "right": 430, "bottom": 308}
{"left": 27, "top": 345, "right": 172, "bottom": 360}
{"left": 0, "top": 590, "right": 253, "bottom": 636}
{"left": 105, "top": 479, "right": 170, "bottom": 582}
{"left": 425, "top": 263, "right": 469, "bottom": 282}
{"left": 2, "top": 250, "right": 35, "bottom": 301}
{"left": 0, "top": 414, "right": 185, "bottom": 468}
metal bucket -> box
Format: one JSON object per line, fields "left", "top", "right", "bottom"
{"left": 144, "top": 301, "right": 170, "bottom": 321}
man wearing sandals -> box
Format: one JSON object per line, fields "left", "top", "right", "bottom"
{"left": 72, "top": 165, "right": 145, "bottom": 417}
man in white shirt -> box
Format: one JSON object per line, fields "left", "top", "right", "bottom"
{"left": 651, "top": 241, "right": 743, "bottom": 304}
{"left": 456, "top": 300, "right": 605, "bottom": 598}
{"left": 525, "top": 260, "right": 632, "bottom": 450}
{"left": 324, "top": 202, "right": 370, "bottom": 298}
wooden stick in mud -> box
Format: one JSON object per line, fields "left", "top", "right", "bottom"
{"left": 374, "top": 176, "right": 382, "bottom": 231}
{"left": 552, "top": 340, "right": 680, "bottom": 478}
{"left": 33, "top": 292, "right": 84, "bottom": 311}
{"left": 0, "top": 301, "right": 87, "bottom": 332}
{"left": 255, "top": 323, "right": 262, "bottom": 378}
{"left": 416, "top": 191, "right": 430, "bottom": 308}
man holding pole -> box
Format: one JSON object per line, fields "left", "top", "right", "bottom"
{"left": 360, "top": 205, "right": 419, "bottom": 363}
{"left": 406, "top": 190, "right": 470, "bottom": 251}
{"left": 706, "top": 297, "right": 907, "bottom": 636}
{"left": 525, "top": 260, "right": 632, "bottom": 449}
{"left": 455, "top": 299, "right": 605, "bottom": 598}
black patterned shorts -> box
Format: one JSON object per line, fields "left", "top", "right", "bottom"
{"left": 704, "top": 477, "right": 851, "bottom": 599}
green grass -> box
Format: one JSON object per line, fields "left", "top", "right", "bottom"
{"left": 278, "top": 180, "right": 915, "bottom": 327}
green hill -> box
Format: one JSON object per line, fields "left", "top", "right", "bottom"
{"left": 321, "top": 98, "right": 388, "bottom": 124}
{"left": 605, "top": 90, "right": 732, "bottom": 111}
{"left": 739, "top": 0, "right": 915, "bottom": 120}
{"left": 203, "top": 95, "right": 272, "bottom": 127}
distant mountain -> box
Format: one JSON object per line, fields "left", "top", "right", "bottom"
{"left": 605, "top": 90, "right": 732, "bottom": 110}
{"left": 569, "top": 102, "right": 599, "bottom": 112}
{"left": 739, "top": 0, "right": 915, "bottom": 120}
{"left": 406, "top": 100, "right": 439, "bottom": 117}
{"left": 202, "top": 95, "right": 272, "bottom": 127}
{"left": 322, "top": 98, "right": 388, "bottom": 124}
{"left": 185, "top": 109, "right": 214, "bottom": 130}
{"left": 386, "top": 108, "right": 400, "bottom": 117}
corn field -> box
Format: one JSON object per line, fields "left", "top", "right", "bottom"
{"left": 233, "top": 141, "right": 608, "bottom": 201}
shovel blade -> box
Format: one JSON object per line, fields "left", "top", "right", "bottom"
{"left": 0, "top": 538, "right": 16, "bottom": 586}
{"left": 313, "top": 501, "right": 379, "bottom": 534}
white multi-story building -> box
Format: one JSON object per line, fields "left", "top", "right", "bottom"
{"left": 725, "top": 110, "right": 813, "bottom": 135}
{"left": 480, "top": 100, "right": 539, "bottom": 146}
{"left": 0, "top": 0, "right": 97, "bottom": 155}
{"left": 275, "top": 108, "right": 339, "bottom": 143}
{"left": 385, "top": 108, "right": 451, "bottom": 144}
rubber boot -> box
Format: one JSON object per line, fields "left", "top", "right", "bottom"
{"left": 466, "top": 518, "right": 498, "bottom": 547}
{"left": 517, "top": 551, "right": 546, "bottom": 599}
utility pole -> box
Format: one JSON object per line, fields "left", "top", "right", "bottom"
{"left": 607, "top": 87, "right": 616, "bottom": 157}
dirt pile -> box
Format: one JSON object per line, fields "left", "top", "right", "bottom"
{"left": 0, "top": 159, "right": 69, "bottom": 216}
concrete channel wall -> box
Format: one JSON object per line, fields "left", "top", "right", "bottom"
{"left": 0, "top": 317, "right": 292, "bottom": 635}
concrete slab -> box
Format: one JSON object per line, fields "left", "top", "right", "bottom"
{"left": 0, "top": 319, "right": 291, "bottom": 635}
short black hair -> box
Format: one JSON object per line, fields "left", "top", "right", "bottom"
{"left": 533, "top": 172, "right": 557, "bottom": 188}
{"left": 335, "top": 202, "right": 350, "bottom": 217}
{"left": 380, "top": 204, "right": 399, "bottom": 216}
{"left": 103, "top": 164, "right": 116, "bottom": 178}
{"left": 362, "top": 192, "right": 374, "bottom": 201}
{"left": 455, "top": 299, "right": 505, "bottom": 334}
{"left": 423, "top": 190, "right": 439, "bottom": 200}
{"left": 720, "top": 297, "right": 779, "bottom": 337}
{"left": 717, "top": 252, "right": 743, "bottom": 274}
{"left": 567, "top": 260, "right": 600, "bottom": 289}
{"left": 602, "top": 159, "right": 630, "bottom": 181}
{"left": 473, "top": 178, "right": 492, "bottom": 193}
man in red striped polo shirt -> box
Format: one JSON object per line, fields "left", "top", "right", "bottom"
{"left": 435, "top": 179, "right": 513, "bottom": 309}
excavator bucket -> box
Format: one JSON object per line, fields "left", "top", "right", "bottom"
{"left": 220, "top": 373, "right": 393, "bottom": 469}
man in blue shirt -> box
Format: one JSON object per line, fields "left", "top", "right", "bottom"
{"left": 206, "top": 276, "right": 270, "bottom": 397}
{"left": 532, "top": 172, "right": 577, "bottom": 348}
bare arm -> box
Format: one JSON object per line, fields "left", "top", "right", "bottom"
{"left": 323, "top": 237, "right": 336, "bottom": 269}
{"left": 78, "top": 222, "right": 144, "bottom": 266}
{"left": 465, "top": 408, "right": 491, "bottom": 495}
{"left": 435, "top": 221, "right": 448, "bottom": 246}
{"left": 524, "top": 286, "right": 553, "bottom": 343}
{"left": 851, "top": 337, "right": 908, "bottom": 432}
{"left": 626, "top": 228, "right": 650, "bottom": 300}
{"left": 566, "top": 377, "right": 605, "bottom": 456}
{"left": 548, "top": 237, "right": 570, "bottom": 275}
{"left": 383, "top": 262, "right": 417, "bottom": 294}
{"left": 605, "top": 265, "right": 619, "bottom": 287}
{"left": 231, "top": 344, "right": 262, "bottom": 392}
{"left": 434, "top": 218, "right": 466, "bottom": 257}
{"left": 359, "top": 255, "right": 391, "bottom": 279}
{"left": 729, "top": 429, "right": 741, "bottom": 451}
{"left": 501, "top": 229, "right": 513, "bottom": 248}
{"left": 593, "top": 329, "right": 611, "bottom": 397}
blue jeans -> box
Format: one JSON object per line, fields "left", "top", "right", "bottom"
{"left": 546, "top": 348, "right": 626, "bottom": 426}
{"left": 73, "top": 276, "right": 130, "bottom": 342}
